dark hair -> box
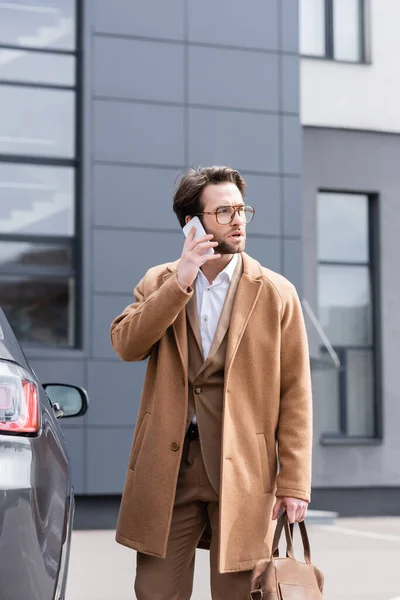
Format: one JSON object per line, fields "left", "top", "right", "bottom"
{"left": 173, "top": 166, "right": 246, "bottom": 228}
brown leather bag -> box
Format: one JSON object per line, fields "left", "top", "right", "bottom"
{"left": 249, "top": 512, "right": 324, "bottom": 599}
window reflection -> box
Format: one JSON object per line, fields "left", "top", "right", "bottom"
{"left": 300, "top": 0, "right": 326, "bottom": 56}
{"left": 346, "top": 349, "right": 374, "bottom": 436}
{"left": 0, "top": 242, "right": 71, "bottom": 272}
{"left": 0, "top": 48, "right": 75, "bottom": 85}
{"left": 0, "top": 86, "right": 74, "bottom": 157}
{"left": 333, "top": 0, "right": 362, "bottom": 62}
{"left": 318, "top": 193, "right": 369, "bottom": 262}
{"left": 0, "top": 1, "right": 76, "bottom": 50}
{"left": 0, "top": 164, "right": 74, "bottom": 236}
{"left": 0, "top": 276, "right": 74, "bottom": 346}
{"left": 319, "top": 265, "right": 372, "bottom": 346}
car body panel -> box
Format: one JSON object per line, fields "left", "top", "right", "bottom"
{"left": 0, "top": 309, "right": 74, "bottom": 600}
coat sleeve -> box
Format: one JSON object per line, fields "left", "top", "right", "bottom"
{"left": 110, "top": 271, "right": 193, "bottom": 362}
{"left": 275, "top": 284, "right": 313, "bottom": 503}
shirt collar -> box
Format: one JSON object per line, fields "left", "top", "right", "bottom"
{"left": 198, "top": 253, "right": 238, "bottom": 286}
{"left": 222, "top": 253, "right": 239, "bottom": 281}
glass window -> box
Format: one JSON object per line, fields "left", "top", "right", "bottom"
{"left": 318, "top": 265, "right": 372, "bottom": 346}
{"left": 316, "top": 191, "right": 378, "bottom": 439}
{"left": 318, "top": 193, "right": 369, "bottom": 262}
{"left": 0, "top": 1, "right": 76, "bottom": 51}
{"left": 0, "top": 242, "right": 71, "bottom": 273}
{"left": 0, "top": 86, "right": 75, "bottom": 157}
{"left": 0, "top": 275, "right": 75, "bottom": 346}
{"left": 346, "top": 349, "right": 374, "bottom": 436}
{"left": 311, "top": 367, "right": 340, "bottom": 434}
{"left": 0, "top": 2, "right": 79, "bottom": 349}
{"left": 300, "top": 0, "right": 326, "bottom": 56}
{"left": 0, "top": 48, "right": 75, "bottom": 85}
{"left": 0, "top": 164, "right": 74, "bottom": 236}
{"left": 333, "top": 0, "right": 362, "bottom": 62}
{"left": 300, "top": 0, "right": 365, "bottom": 63}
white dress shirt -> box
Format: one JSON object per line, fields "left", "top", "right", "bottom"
{"left": 195, "top": 253, "right": 238, "bottom": 360}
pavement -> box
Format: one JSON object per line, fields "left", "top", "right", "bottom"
{"left": 67, "top": 517, "right": 400, "bottom": 600}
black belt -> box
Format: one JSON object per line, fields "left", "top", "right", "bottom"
{"left": 186, "top": 422, "right": 200, "bottom": 441}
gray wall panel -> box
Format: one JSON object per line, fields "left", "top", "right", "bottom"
{"left": 282, "top": 116, "right": 302, "bottom": 175}
{"left": 30, "top": 359, "right": 85, "bottom": 387}
{"left": 189, "top": 109, "right": 280, "bottom": 173}
{"left": 283, "top": 238, "right": 302, "bottom": 293}
{"left": 282, "top": 55, "right": 300, "bottom": 114}
{"left": 188, "top": 0, "right": 279, "bottom": 50}
{"left": 62, "top": 428, "right": 85, "bottom": 494}
{"left": 93, "top": 230, "right": 183, "bottom": 293}
{"left": 93, "top": 165, "right": 179, "bottom": 230}
{"left": 87, "top": 428, "right": 133, "bottom": 493}
{"left": 92, "top": 294, "right": 134, "bottom": 359}
{"left": 245, "top": 236, "right": 281, "bottom": 273}
{"left": 94, "top": 37, "right": 185, "bottom": 103}
{"left": 94, "top": 101, "right": 185, "bottom": 166}
{"left": 283, "top": 177, "right": 302, "bottom": 236}
{"left": 87, "top": 360, "right": 146, "bottom": 426}
{"left": 243, "top": 175, "right": 281, "bottom": 236}
{"left": 93, "top": 0, "right": 185, "bottom": 40}
{"left": 188, "top": 46, "right": 279, "bottom": 111}
{"left": 281, "top": 0, "right": 299, "bottom": 53}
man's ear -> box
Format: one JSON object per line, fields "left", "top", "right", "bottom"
{"left": 185, "top": 216, "right": 192, "bottom": 225}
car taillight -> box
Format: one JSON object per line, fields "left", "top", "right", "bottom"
{"left": 0, "top": 361, "right": 39, "bottom": 433}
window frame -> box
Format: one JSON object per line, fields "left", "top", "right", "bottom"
{"left": 317, "top": 190, "right": 382, "bottom": 443}
{"left": 0, "top": 0, "right": 82, "bottom": 349}
{"left": 301, "top": 0, "right": 368, "bottom": 64}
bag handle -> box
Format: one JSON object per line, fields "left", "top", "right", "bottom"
{"left": 271, "top": 512, "right": 295, "bottom": 559}
{"left": 272, "top": 512, "right": 312, "bottom": 564}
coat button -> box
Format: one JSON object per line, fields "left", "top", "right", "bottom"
{"left": 171, "top": 441, "right": 180, "bottom": 452}
{"left": 194, "top": 387, "right": 202, "bottom": 395}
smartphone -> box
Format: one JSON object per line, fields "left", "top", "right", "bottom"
{"left": 182, "top": 216, "right": 214, "bottom": 256}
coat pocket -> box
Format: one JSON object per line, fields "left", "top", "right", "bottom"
{"left": 129, "top": 412, "right": 150, "bottom": 471}
{"left": 257, "top": 433, "right": 272, "bottom": 494}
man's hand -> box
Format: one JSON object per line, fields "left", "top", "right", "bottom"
{"left": 272, "top": 497, "right": 308, "bottom": 524}
{"left": 177, "top": 227, "right": 221, "bottom": 290}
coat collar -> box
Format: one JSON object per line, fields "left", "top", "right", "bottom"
{"left": 165, "top": 252, "right": 263, "bottom": 281}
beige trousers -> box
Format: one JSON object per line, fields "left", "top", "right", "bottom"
{"left": 135, "top": 437, "right": 251, "bottom": 600}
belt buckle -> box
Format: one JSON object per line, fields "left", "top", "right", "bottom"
{"left": 188, "top": 423, "right": 199, "bottom": 440}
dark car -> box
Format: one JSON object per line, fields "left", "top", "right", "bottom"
{"left": 0, "top": 308, "right": 88, "bottom": 600}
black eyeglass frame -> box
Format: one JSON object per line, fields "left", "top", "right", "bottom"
{"left": 195, "top": 204, "right": 255, "bottom": 225}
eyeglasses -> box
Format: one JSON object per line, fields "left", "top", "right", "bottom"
{"left": 196, "top": 204, "right": 255, "bottom": 225}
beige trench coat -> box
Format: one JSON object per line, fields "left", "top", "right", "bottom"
{"left": 110, "top": 252, "right": 312, "bottom": 574}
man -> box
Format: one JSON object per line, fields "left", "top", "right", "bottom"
{"left": 110, "top": 166, "right": 312, "bottom": 600}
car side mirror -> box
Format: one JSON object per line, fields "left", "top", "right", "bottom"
{"left": 43, "top": 384, "right": 89, "bottom": 418}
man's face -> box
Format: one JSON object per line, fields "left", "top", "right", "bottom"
{"left": 197, "top": 182, "right": 247, "bottom": 255}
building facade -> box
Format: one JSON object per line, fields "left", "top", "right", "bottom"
{"left": 0, "top": 0, "right": 303, "bottom": 524}
{"left": 301, "top": 0, "right": 400, "bottom": 514}
{"left": 3, "top": 0, "right": 396, "bottom": 523}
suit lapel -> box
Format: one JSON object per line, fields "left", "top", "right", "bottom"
{"left": 225, "top": 254, "right": 263, "bottom": 376}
